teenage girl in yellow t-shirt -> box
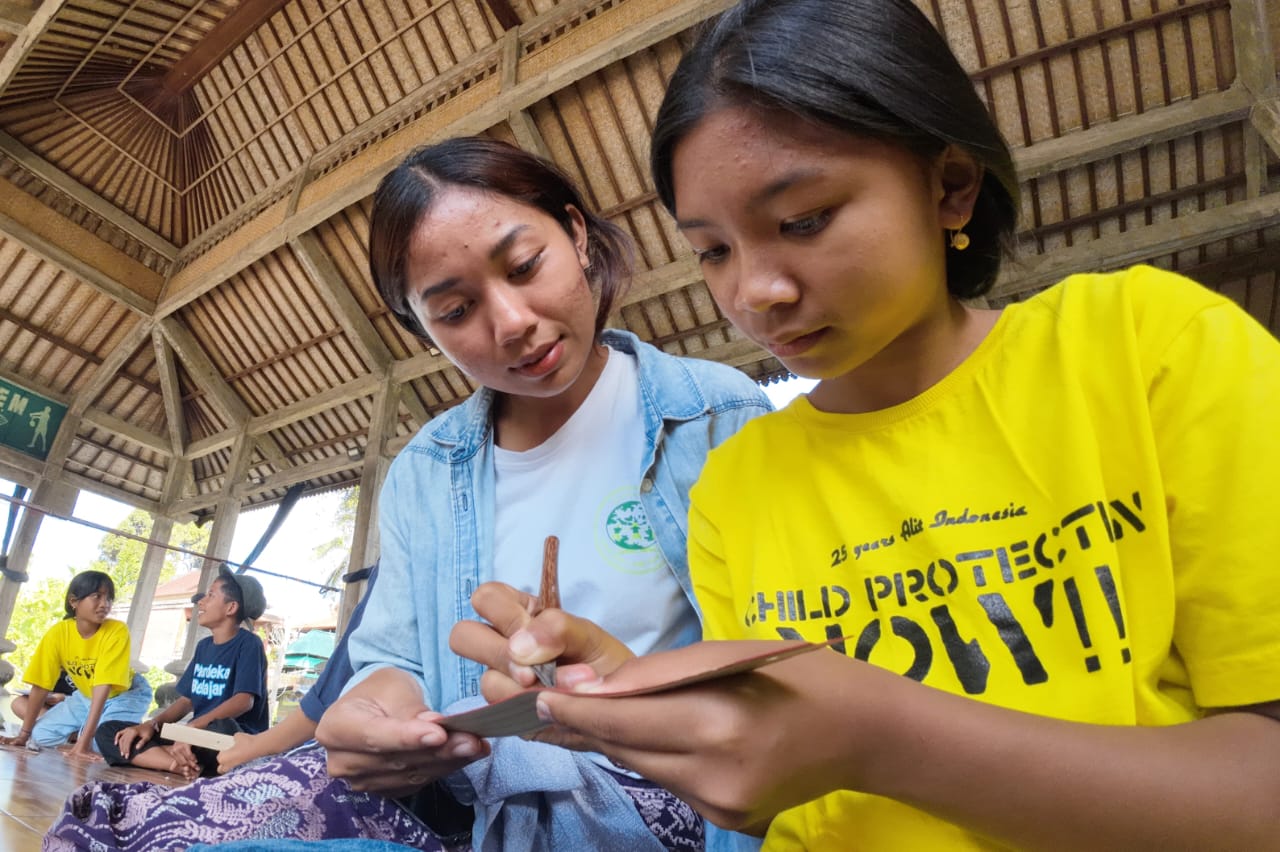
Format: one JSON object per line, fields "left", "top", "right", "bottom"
{"left": 450, "top": 0, "right": 1280, "bottom": 849}
{"left": 0, "top": 570, "right": 151, "bottom": 760}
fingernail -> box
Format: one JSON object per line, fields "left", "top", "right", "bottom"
{"left": 571, "top": 676, "right": 606, "bottom": 694}
{"left": 453, "top": 740, "right": 477, "bottom": 758}
{"left": 535, "top": 697, "right": 554, "bottom": 723}
{"left": 510, "top": 630, "right": 537, "bottom": 659}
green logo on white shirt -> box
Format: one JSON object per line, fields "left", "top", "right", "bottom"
{"left": 605, "top": 500, "right": 656, "bottom": 551}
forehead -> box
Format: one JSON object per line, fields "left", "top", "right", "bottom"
{"left": 671, "top": 106, "right": 916, "bottom": 212}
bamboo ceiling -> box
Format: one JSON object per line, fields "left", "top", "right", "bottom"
{"left": 0, "top": 0, "right": 1276, "bottom": 522}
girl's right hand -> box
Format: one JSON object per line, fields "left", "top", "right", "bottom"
{"left": 317, "top": 667, "right": 489, "bottom": 797}
{"left": 450, "top": 581, "right": 636, "bottom": 701}
{"left": 113, "top": 719, "right": 155, "bottom": 756}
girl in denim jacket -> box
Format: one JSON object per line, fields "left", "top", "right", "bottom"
{"left": 314, "top": 137, "right": 771, "bottom": 852}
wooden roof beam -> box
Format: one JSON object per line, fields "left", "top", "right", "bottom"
{"left": 152, "top": 330, "right": 189, "bottom": 456}
{"left": 157, "top": 317, "right": 287, "bottom": 469}
{"left": 482, "top": 0, "right": 523, "bottom": 31}
{"left": 158, "top": 0, "right": 738, "bottom": 318}
{"left": 1231, "top": 0, "right": 1277, "bottom": 196}
{"left": 0, "top": 2, "right": 33, "bottom": 37}
{"left": 1012, "top": 86, "right": 1255, "bottom": 181}
{"left": 0, "top": 130, "right": 178, "bottom": 261}
{"left": 39, "top": 320, "right": 155, "bottom": 482}
{"left": 289, "top": 232, "right": 430, "bottom": 428}
{"left": 160, "top": 0, "right": 292, "bottom": 97}
{"left": 990, "top": 194, "right": 1280, "bottom": 298}
{"left": 0, "top": 0, "right": 64, "bottom": 99}
{"left": 0, "top": 173, "right": 163, "bottom": 315}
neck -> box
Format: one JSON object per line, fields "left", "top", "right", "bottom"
{"left": 494, "top": 343, "right": 609, "bottom": 451}
{"left": 210, "top": 621, "right": 241, "bottom": 643}
{"left": 810, "top": 298, "right": 1000, "bottom": 414}
{"left": 75, "top": 618, "right": 100, "bottom": 639}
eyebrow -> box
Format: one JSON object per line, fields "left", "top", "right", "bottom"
{"left": 416, "top": 224, "right": 530, "bottom": 301}
{"left": 676, "top": 168, "right": 825, "bottom": 230}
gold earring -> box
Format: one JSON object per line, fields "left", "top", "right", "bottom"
{"left": 949, "top": 228, "right": 970, "bottom": 251}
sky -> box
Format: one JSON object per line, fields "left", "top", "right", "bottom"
{"left": 1, "top": 483, "right": 349, "bottom": 625}
{"left": 0, "top": 375, "right": 817, "bottom": 626}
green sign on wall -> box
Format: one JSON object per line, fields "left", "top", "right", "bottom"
{"left": 0, "top": 378, "right": 67, "bottom": 461}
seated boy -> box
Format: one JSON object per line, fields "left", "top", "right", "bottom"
{"left": 96, "top": 566, "right": 269, "bottom": 779}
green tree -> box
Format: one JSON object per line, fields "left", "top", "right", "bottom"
{"left": 89, "top": 509, "right": 210, "bottom": 601}
{"left": 316, "top": 487, "right": 358, "bottom": 588}
{"left": 6, "top": 572, "right": 74, "bottom": 685}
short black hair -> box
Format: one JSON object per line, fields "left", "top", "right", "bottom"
{"left": 650, "top": 0, "right": 1019, "bottom": 299}
{"left": 64, "top": 570, "right": 115, "bottom": 618}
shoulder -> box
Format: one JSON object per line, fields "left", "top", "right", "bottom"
{"left": 391, "top": 389, "right": 494, "bottom": 472}
{"left": 604, "top": 328, "right": 771, "bottom": 413}
{"left": 694, "top": 406, "right": 797, "bottom": 487}
{"left": 1028, "top": 265, "right": 1234, "bottom": 335}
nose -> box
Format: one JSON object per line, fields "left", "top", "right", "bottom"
{"left": 731, "top": 250, "right": 800, "bottom": 314}
{"left": 490, "top": 284, "right": 538, "bottom": 345}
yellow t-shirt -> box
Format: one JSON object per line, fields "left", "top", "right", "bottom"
{"left": 688, "top": 266, "right": 1280, "bottom": 850}
{"left": 25, "top": 618, "right": 135, "bottom": 699}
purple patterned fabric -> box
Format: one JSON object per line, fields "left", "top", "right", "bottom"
{"left": 42, "top": 745, "right": 450, "bottom": 852}
{"left": 42, "top": 744, "right": 703, "bottom": 852}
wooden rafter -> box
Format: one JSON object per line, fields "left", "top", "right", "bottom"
{"left": 157, "top": 0, "right": 739, "bottom": 318}
{"left": 0, "top": 173, "right": 163, "bottom": 314}
{"left": 991, "top": 193, "right": 1280, "bottom": 298}
{"left": 160, "top": 0, "right": 293, "bottom": 97}
{"left": 0, "top": 0, "right": 64, "bottom": 99}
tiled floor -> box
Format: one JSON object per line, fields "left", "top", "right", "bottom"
{"left": 0, "top": 743, "right": 183, "bottom": 851}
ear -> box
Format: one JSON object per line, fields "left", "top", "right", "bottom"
{"left": 564, "top": 204, "right": 590, "bottom": 270}
{"left": 934, "top": 145, "right": 984, "bottom": 231}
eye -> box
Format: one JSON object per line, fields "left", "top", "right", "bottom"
{"left": 692, "top": 244, "right": 729, "bottom": 266}
{"left": 510, "top": 250, "right": 543, "bottom": 280}
{"left": 435, "top": 302, "right": 471, "bottom": 324}
{"left": 781, "top": 209, "right": 832, "bottom": 237}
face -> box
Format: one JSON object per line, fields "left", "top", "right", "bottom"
{"left": 72, "top": 585, "right": 113, "bottom": 626}
{"left": 671, "top": 106, "right": 962, "bottom": 387}
{"left": 196, "top": 578, "right": 236, "bottom": 627}
{"left": 403, "top": 187, "right": 600, "bottom": 403}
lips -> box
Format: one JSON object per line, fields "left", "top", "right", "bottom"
{"left": 512, "top": 339, "right": 563, "bottom": 377}
{"left": 766, "top": 328, "right": 827, "bottom": 359}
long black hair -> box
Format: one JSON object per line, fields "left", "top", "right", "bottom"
{"left": 369, "top": 136, "right": 633, "bottom": 341}
{"left": 651, "top": 0, "right": 1019, "bottom": 299}
{"left": 64, "top": 570, "right": 115, "bottom": 619}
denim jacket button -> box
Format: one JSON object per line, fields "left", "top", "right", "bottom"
{"left": 640, "top": 478, "right": 654, "bottom": 493}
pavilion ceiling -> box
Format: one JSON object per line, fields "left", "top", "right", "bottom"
{"left": 0, "top": 0, "right": 1275, "bottom": 523}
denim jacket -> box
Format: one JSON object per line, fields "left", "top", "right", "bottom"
{"left": 348, "top": 328, "right": 771, "bottom": 708}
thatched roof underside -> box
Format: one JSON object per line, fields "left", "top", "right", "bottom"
{"left": 0, "top": 0, "right": 1275, "bottom": 524}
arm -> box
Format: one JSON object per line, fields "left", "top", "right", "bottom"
{"left": 113, "top": 696, "right": 193, "bottom": 756}
{"left": 188, "top": 692, "right": 255, "bottom": 729}
{"left": 536, "top": 645, "right": 1280, "bottom": 850}
{"left": 66, "top": 683, "right": 112, "bottom": 760}
{"left": 217, "top": 707, "right": 317, "bottom": 774}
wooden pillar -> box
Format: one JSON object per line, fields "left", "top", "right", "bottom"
{"left": 336, "top": 380, "right": 397, "bottom": 634}
{"left": 126, "top": 514, "right": 173, "bottom": 649}
{"left": 165, "top": 434, "right": 251, "bottom": 674}
{"left": 0, "top": 479, "right": 78, "bottom": 684}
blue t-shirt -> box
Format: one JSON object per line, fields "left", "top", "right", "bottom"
{"left": 177, "top": 628, "right": 269, "bottom": 733}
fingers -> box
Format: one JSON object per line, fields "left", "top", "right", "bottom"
{"left": 329, "top": 732, "right": 490, "bottom": 793}
{"left": 450, "top": 618, "right": 529, "bottom": 680}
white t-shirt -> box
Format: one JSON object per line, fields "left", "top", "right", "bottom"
{"left": 492, "top": 348, "right": 698, "bottom": 658}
